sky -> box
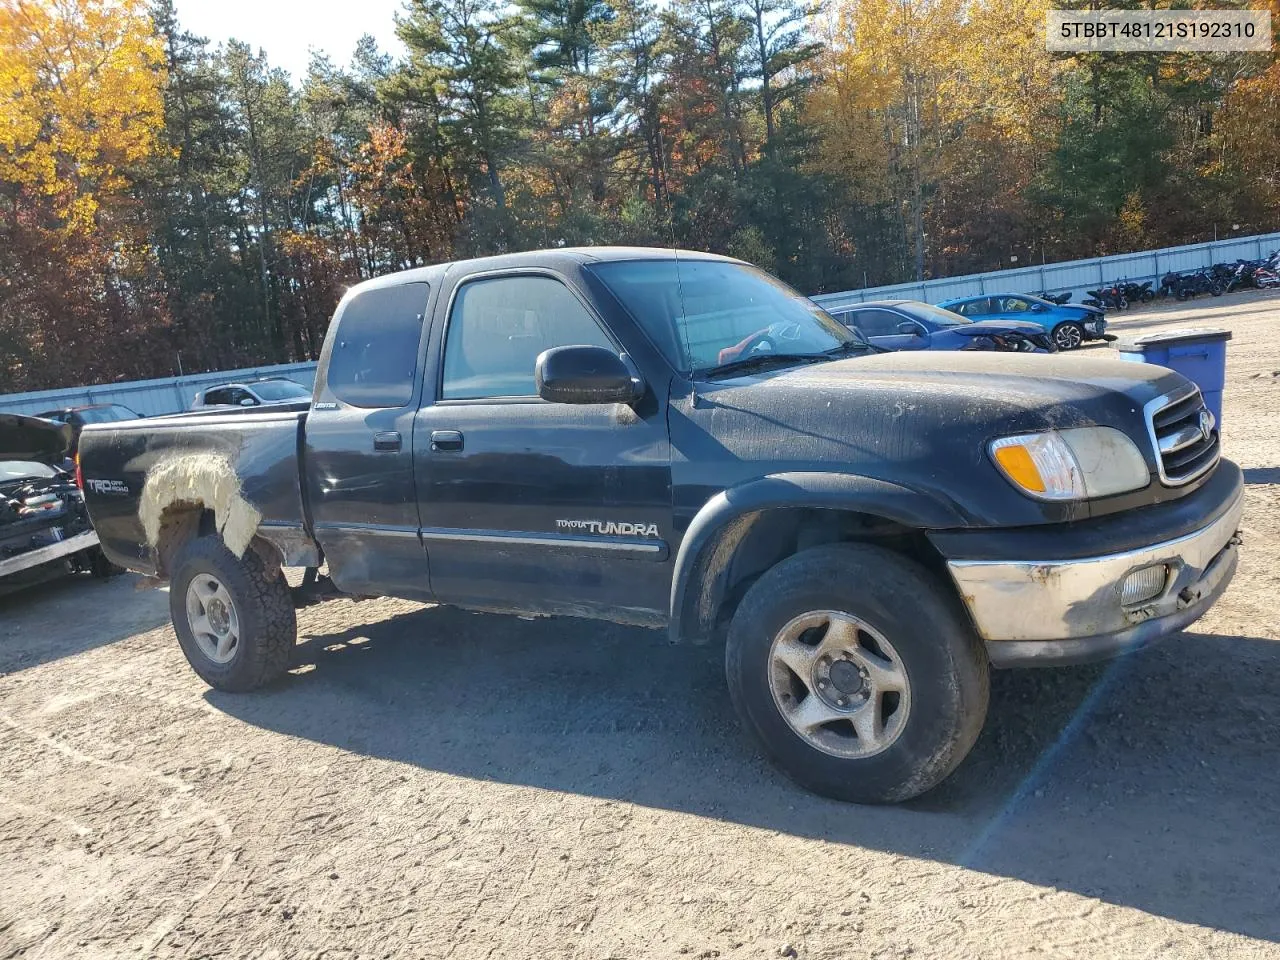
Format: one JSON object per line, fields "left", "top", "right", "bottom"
{"left": 175, "top": 0, "right": 408, "bottom": 81}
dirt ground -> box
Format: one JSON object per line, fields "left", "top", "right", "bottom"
{"left": 2, "top": 291, "right": 1279, "bottom": 960}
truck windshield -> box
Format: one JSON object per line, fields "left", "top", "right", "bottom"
{"left": 588, "top": 259, "right": 865, "bottom": 376}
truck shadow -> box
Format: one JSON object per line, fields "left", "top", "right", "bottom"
{"left": 209, "top": 603, "right": 1280, "bottom": 943}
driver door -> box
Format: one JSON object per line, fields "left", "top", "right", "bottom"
{"left": 413, "top": 270, "right": 674, "bottom": 620}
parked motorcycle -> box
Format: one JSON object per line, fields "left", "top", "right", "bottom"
{"left": 1224, "top": 260, "right": 1257, "bottom": 293}
{"left": 1119, "top": 280, "right": 1155, "bottom": 303}
{"left": 1168, "top": 269, "right": 1224, "bottom": 300}
{"left": 1254, "top": 265, "right": 1280, "bottom": 288}
{"left": 1086, "top": 285, "right": 1127, "bottom": 310}
{"left": 1034, "top": 291, "right": 1072, "bottom": 305}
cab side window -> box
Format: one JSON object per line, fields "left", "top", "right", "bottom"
{"left": 203, "top": 388, "right": 230, "bottom": 406}
{"left": 442, "top": 275, "right": 614, "bottom": 400}
{"left": 954, "top": 298, "right": 988, "bottom": 317}
{"left": 328, "top": 283, "right": 430, "bottom": 408}
{"left": 853, "top": 309, "right": 906, "bottom": 337}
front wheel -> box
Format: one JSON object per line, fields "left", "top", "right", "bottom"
{"left": 1052, "top": 321, "right": 1085, "bottom": 350}
{"left": 169, "top": 535, "right": 297, "bottom": 691}
{"left": 724, "top": 543, "right": 989, "bottom": 804}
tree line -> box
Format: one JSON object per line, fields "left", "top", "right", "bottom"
{"left": 1, "top": 0, "right": 1275, "bottom": 390}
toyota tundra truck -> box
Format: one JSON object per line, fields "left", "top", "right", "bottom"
{"left": 78, "top": 247, "right": 1243, "bottom": 803}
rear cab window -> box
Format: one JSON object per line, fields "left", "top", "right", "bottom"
{"left": 328, "top": 283, "right": 430, "bottom": 408}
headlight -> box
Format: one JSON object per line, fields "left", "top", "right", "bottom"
{"left": 990, "top": 427, "right": 1150, "bottom": 500}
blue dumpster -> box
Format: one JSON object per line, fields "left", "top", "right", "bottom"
{"left": 1118, "top": 328, "right": 1231, "bottom": 429}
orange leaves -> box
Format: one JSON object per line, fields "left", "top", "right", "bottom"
{"left": 1214, "top": 60, "right": 1280, "bottom": 206}
{"left": 0, "top": 0, "right": 165, "bottom": 234}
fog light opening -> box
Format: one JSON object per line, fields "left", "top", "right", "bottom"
{"left": 1119, "top": 564, "right": 1169, "bottom": 606}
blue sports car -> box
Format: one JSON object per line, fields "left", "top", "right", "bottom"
{"left": 826, "top": 300, "right": 1054, "bottom": 353}
{"left": 935, "top": 293, "right": 1108, "bottom": 351}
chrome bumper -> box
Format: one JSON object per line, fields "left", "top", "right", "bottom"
{"left": 948, "top": 487, "right": 1244, "bottom": 667}
{"left": 0, "top": 530, "right": 99, "bottom": 579}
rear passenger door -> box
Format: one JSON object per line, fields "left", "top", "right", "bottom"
{"left": 306, "top": 282, "right": 434, "bottom": 599}
{"left": 413, "top": 270, "right": 673, "bottom": 620}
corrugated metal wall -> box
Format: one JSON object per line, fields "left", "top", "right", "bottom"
{"left": 811, "top": 231, "right": 1280, "bottom": 312}
{"left": 0, "top": 361, "right": 318, "bottom": 418}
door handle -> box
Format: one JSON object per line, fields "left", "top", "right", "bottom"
{"left": 430, "top": 430, "right": 464, "bottom": 452}
{"left": 373, "top": 431, "right": 402, "bottom": 452}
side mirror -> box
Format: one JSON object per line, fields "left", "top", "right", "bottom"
{"left": 897, "top": 321, "right": 922, "bottom": 337}
{"left": 239, "top": 397, "right": 256, "bottom": 407}
{"left": 1030, "top": 302, "right": 1046, "bottom": 312}
{"left": 536, "top": 345, "right": 641, "bottom": 405}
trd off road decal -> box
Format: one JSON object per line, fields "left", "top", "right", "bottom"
{"left": 86, "top": 479, "right": 130, "bottom": 496}
{"left": 557, "top": 519, "right": 660, "bottom": 538}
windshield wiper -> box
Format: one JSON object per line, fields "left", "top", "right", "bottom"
{"left": 698, "top": 352, "right": 830, "bottom": 379}
{"left": 699, "top": 341, "right": 873, "bottom": 379}
{"left": 821, "top": 340, "right": 873, "bottom": 357}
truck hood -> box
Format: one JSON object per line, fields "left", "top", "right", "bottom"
{"left": 0, "top": 414, "right": 73, "bottom": 464}
{"left": 683, "top": 350, "right": 1191, "bottom": 524}
{"left": 702, "top": 349, "right": 1184, "bottom": 417}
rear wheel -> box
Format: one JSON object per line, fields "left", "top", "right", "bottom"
{"left": 724, "top": 543, "right": 989, "bottom": 804}
{"left": 1052, "top": 321, "right": 1084, "bottom": 350}
{"left": 169, "top": 535, "right": 296, "bottom": 691}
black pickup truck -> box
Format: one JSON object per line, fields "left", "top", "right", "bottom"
{"left": 79, "top": 247, "right": 1243, "bottom": 803}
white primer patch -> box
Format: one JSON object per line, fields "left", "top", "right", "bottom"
{"left": 138, "top": 454, "right": 262, "bottom": 559}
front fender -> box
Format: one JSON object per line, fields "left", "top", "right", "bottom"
{"left": 668, "top": 472, "right": 970, "bottom": 643}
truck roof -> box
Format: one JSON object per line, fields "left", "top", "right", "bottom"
{"left": 343, "top": 246, "right": 740, "bottom": 297}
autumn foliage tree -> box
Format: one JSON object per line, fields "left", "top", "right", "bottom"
{"left": 0, "top": 0, "right": 1276, "bottom": 390}
{"left": 0, "top": 0, "right": 166, "bottom": 389}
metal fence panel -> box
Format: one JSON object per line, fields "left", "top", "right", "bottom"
{"left": 813, "top": 230, "right": 1280, "bottom": 308}
{"left": 0, "top": 361, "right": 318, "bottom": 418}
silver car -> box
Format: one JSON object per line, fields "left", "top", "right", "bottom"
{"left": 191, "top": 378, "right": 312, "bottom": 410}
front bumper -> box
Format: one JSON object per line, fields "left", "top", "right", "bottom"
{"left": 1083, "top": 317, "right": 1107, "bottom": 338}
{"left": 944, "top": 476, "right": 1243, "bottom": 667}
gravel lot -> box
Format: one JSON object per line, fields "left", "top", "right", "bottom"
{"left": 2, "top": 291, "right": 1279, "bottom": 960}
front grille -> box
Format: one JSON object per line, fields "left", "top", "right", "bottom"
{"left": 1146, "top": 387, "right": 1219, "bottom": 485}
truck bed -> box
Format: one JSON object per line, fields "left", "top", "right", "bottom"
{"left": 79, "top": 403, "right": 312, "bottom": 576}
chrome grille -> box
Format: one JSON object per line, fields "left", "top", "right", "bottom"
{"left": 1145, "top": 387, "right": 1219, "bottom": 485}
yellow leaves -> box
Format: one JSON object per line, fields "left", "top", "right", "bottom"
{"left": 806, "top": 0, "right": 1060, "bottom": 204}
{"left": 0, "top": 0, "right": 165, "bottom": 235}
{"left": 1115, "top": 190, "right": 1146, "bottom": 247}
